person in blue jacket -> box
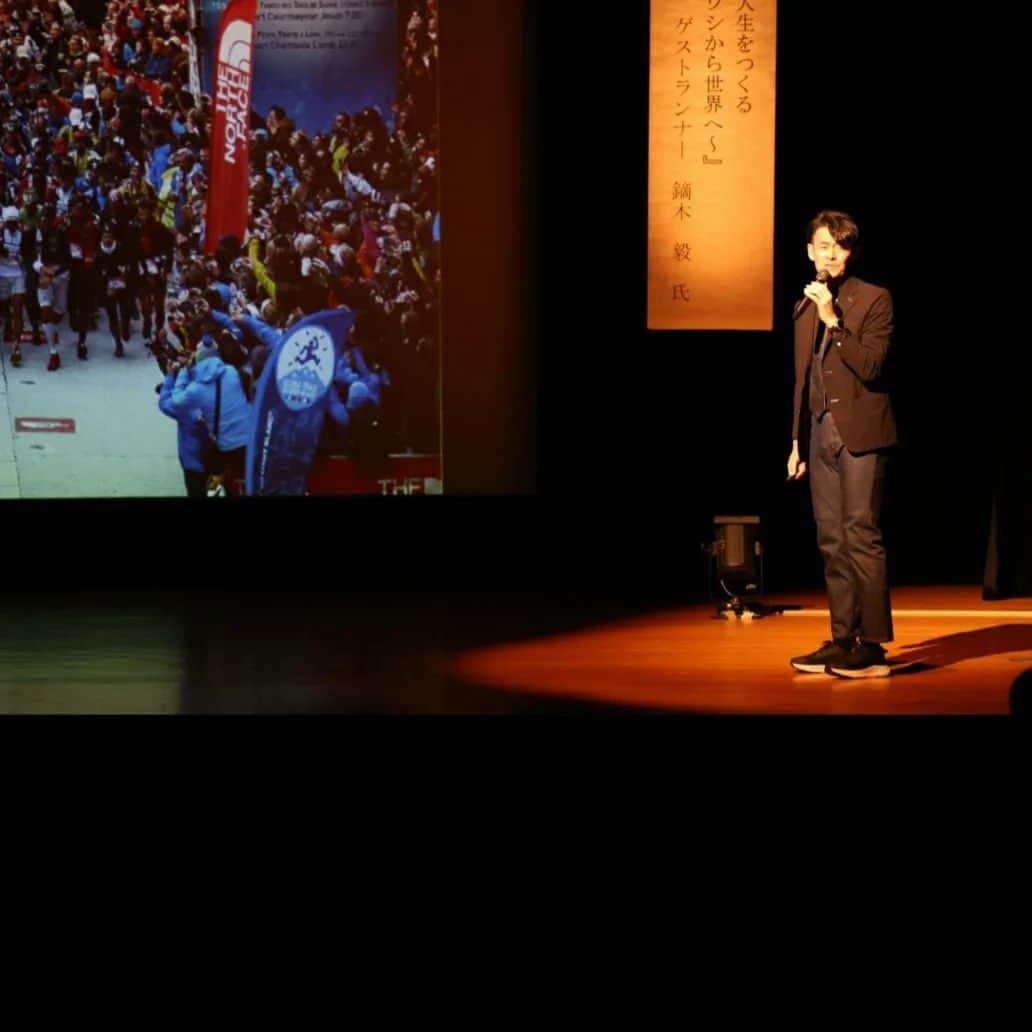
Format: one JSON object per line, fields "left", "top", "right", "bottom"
{"left": 330, "top": 342, "right": 388, "bottom": 418}
{"left": 143, "top": 40, "right": 173, "bottom": 81}
{"left": 168, "top": 334, "right": 252, "bottom": 495}
{"left": 148, "top": 133, "right": 173, "bottom": 192}
{"left": 158, "top": 356, "right": 208, "bottom": 498}
{"left": 325, "top": 339, "right": 391, "bottom": 469}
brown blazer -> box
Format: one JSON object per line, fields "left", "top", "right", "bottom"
{"left": 792, "top": 275, "right": 897, "bottom": 455}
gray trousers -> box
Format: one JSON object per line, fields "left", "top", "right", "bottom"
{"left": 809, "top": 413, "right": 893, "bottom": 643}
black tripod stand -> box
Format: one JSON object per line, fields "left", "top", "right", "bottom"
{"left": 712, "top": 576, "right": 798, "bottom": 619}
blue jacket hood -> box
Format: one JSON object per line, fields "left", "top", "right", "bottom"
{"left": 193, "top": 355, "right": 227, "bottom": 383}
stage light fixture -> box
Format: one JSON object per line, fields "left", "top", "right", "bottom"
{"left": 704, "top": 515, "right": 796, "bottom": 619}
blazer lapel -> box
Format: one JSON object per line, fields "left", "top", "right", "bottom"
{"left": 818, "top": 276, "right": 858, "bottom": 360}
{"left": 837, "top": 276, "right": 859, "bottom": 322}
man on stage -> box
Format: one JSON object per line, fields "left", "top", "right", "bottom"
{"left": 787, "top": 210, "right": 896, "bottom": 679}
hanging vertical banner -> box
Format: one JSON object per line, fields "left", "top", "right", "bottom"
{"left": 205, "top": 0, "right": 257, "bottom": 252}
{"left": 647, "top": 0, "right": 776, "bottom": 330}
{"left": 246, "top": 308, "right": 359, "bottom": 496}
{"left": 201, "top": 0, "right": 398, "bottom": 135}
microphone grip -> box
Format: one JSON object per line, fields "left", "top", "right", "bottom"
{"left": 793, "top": 269, "right": 831, "bottom": 319}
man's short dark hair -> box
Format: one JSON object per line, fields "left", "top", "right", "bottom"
{"left": 807, "top": 209, "right": 860, "bottom": 253}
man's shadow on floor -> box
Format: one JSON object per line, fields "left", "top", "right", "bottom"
{"left": 892, "top": 624, "right": 1032, "bottom": 671}
{"left": 891, "top": 625, "right": 1032, "bottom": 715}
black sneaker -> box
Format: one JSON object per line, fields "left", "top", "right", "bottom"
{"left": 826, "top": 641, "right": 891, "bottom": 679}
{"left": 791, "top": 638, "right": 856, "bottom": 673}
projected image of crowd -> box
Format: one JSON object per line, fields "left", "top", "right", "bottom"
{"left": 0, "top": 0, "right": 440, "bottom": 496}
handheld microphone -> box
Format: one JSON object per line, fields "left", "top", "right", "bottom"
{"left": 792, "top": 267, "right": 831, "bottom": 319}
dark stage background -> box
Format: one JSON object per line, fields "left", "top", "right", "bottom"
{"left": 528, "top": 0, "right": 1017, "bottom": 600}
{"left": 7, "top": 0, "right": 1025, "bottom": 609}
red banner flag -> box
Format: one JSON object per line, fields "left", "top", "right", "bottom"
{"left": 205, "top": 0, "right": 258, "bottom": 254}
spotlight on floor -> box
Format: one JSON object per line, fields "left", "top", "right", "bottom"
{"left": 704, "top": 515, "right": 797, "bottom": 620}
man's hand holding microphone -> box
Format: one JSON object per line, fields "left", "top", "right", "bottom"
{"left": 801, "top": 268, "right": 838, "bottom": 328}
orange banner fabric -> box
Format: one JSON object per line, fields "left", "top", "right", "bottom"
{"left": 648, "top": 0, "right": 777, "bottom": 330}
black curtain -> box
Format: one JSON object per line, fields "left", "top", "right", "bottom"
{"left": 985, "top": 350, "right": 1032, "bottom": 599}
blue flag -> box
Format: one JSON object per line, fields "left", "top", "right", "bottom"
{"left": 245, "top": 308, "right": 358, "bottom": 495}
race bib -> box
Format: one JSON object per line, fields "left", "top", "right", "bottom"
{"left": 108, "top": 277, "right": 126, "bottom": 293}
{"left": 69, "top": 243, "right": 83, "bottom": 259}
{"left": 145, "top": 259, "right": 159, "bottom": 276}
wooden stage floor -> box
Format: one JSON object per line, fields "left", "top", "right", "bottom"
{"left": 451, "top": 586, "right": 1032, "bottom": 715}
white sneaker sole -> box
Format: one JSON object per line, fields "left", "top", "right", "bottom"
{"left": 791, "top": 661, "right": 832, "bottom": 673}
{"left": 826, "top": 664, "right": 891, "bottom": 679}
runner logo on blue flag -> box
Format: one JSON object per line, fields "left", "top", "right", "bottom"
{"left": 277, "top": 324, "right": 335, "bottom": 410}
